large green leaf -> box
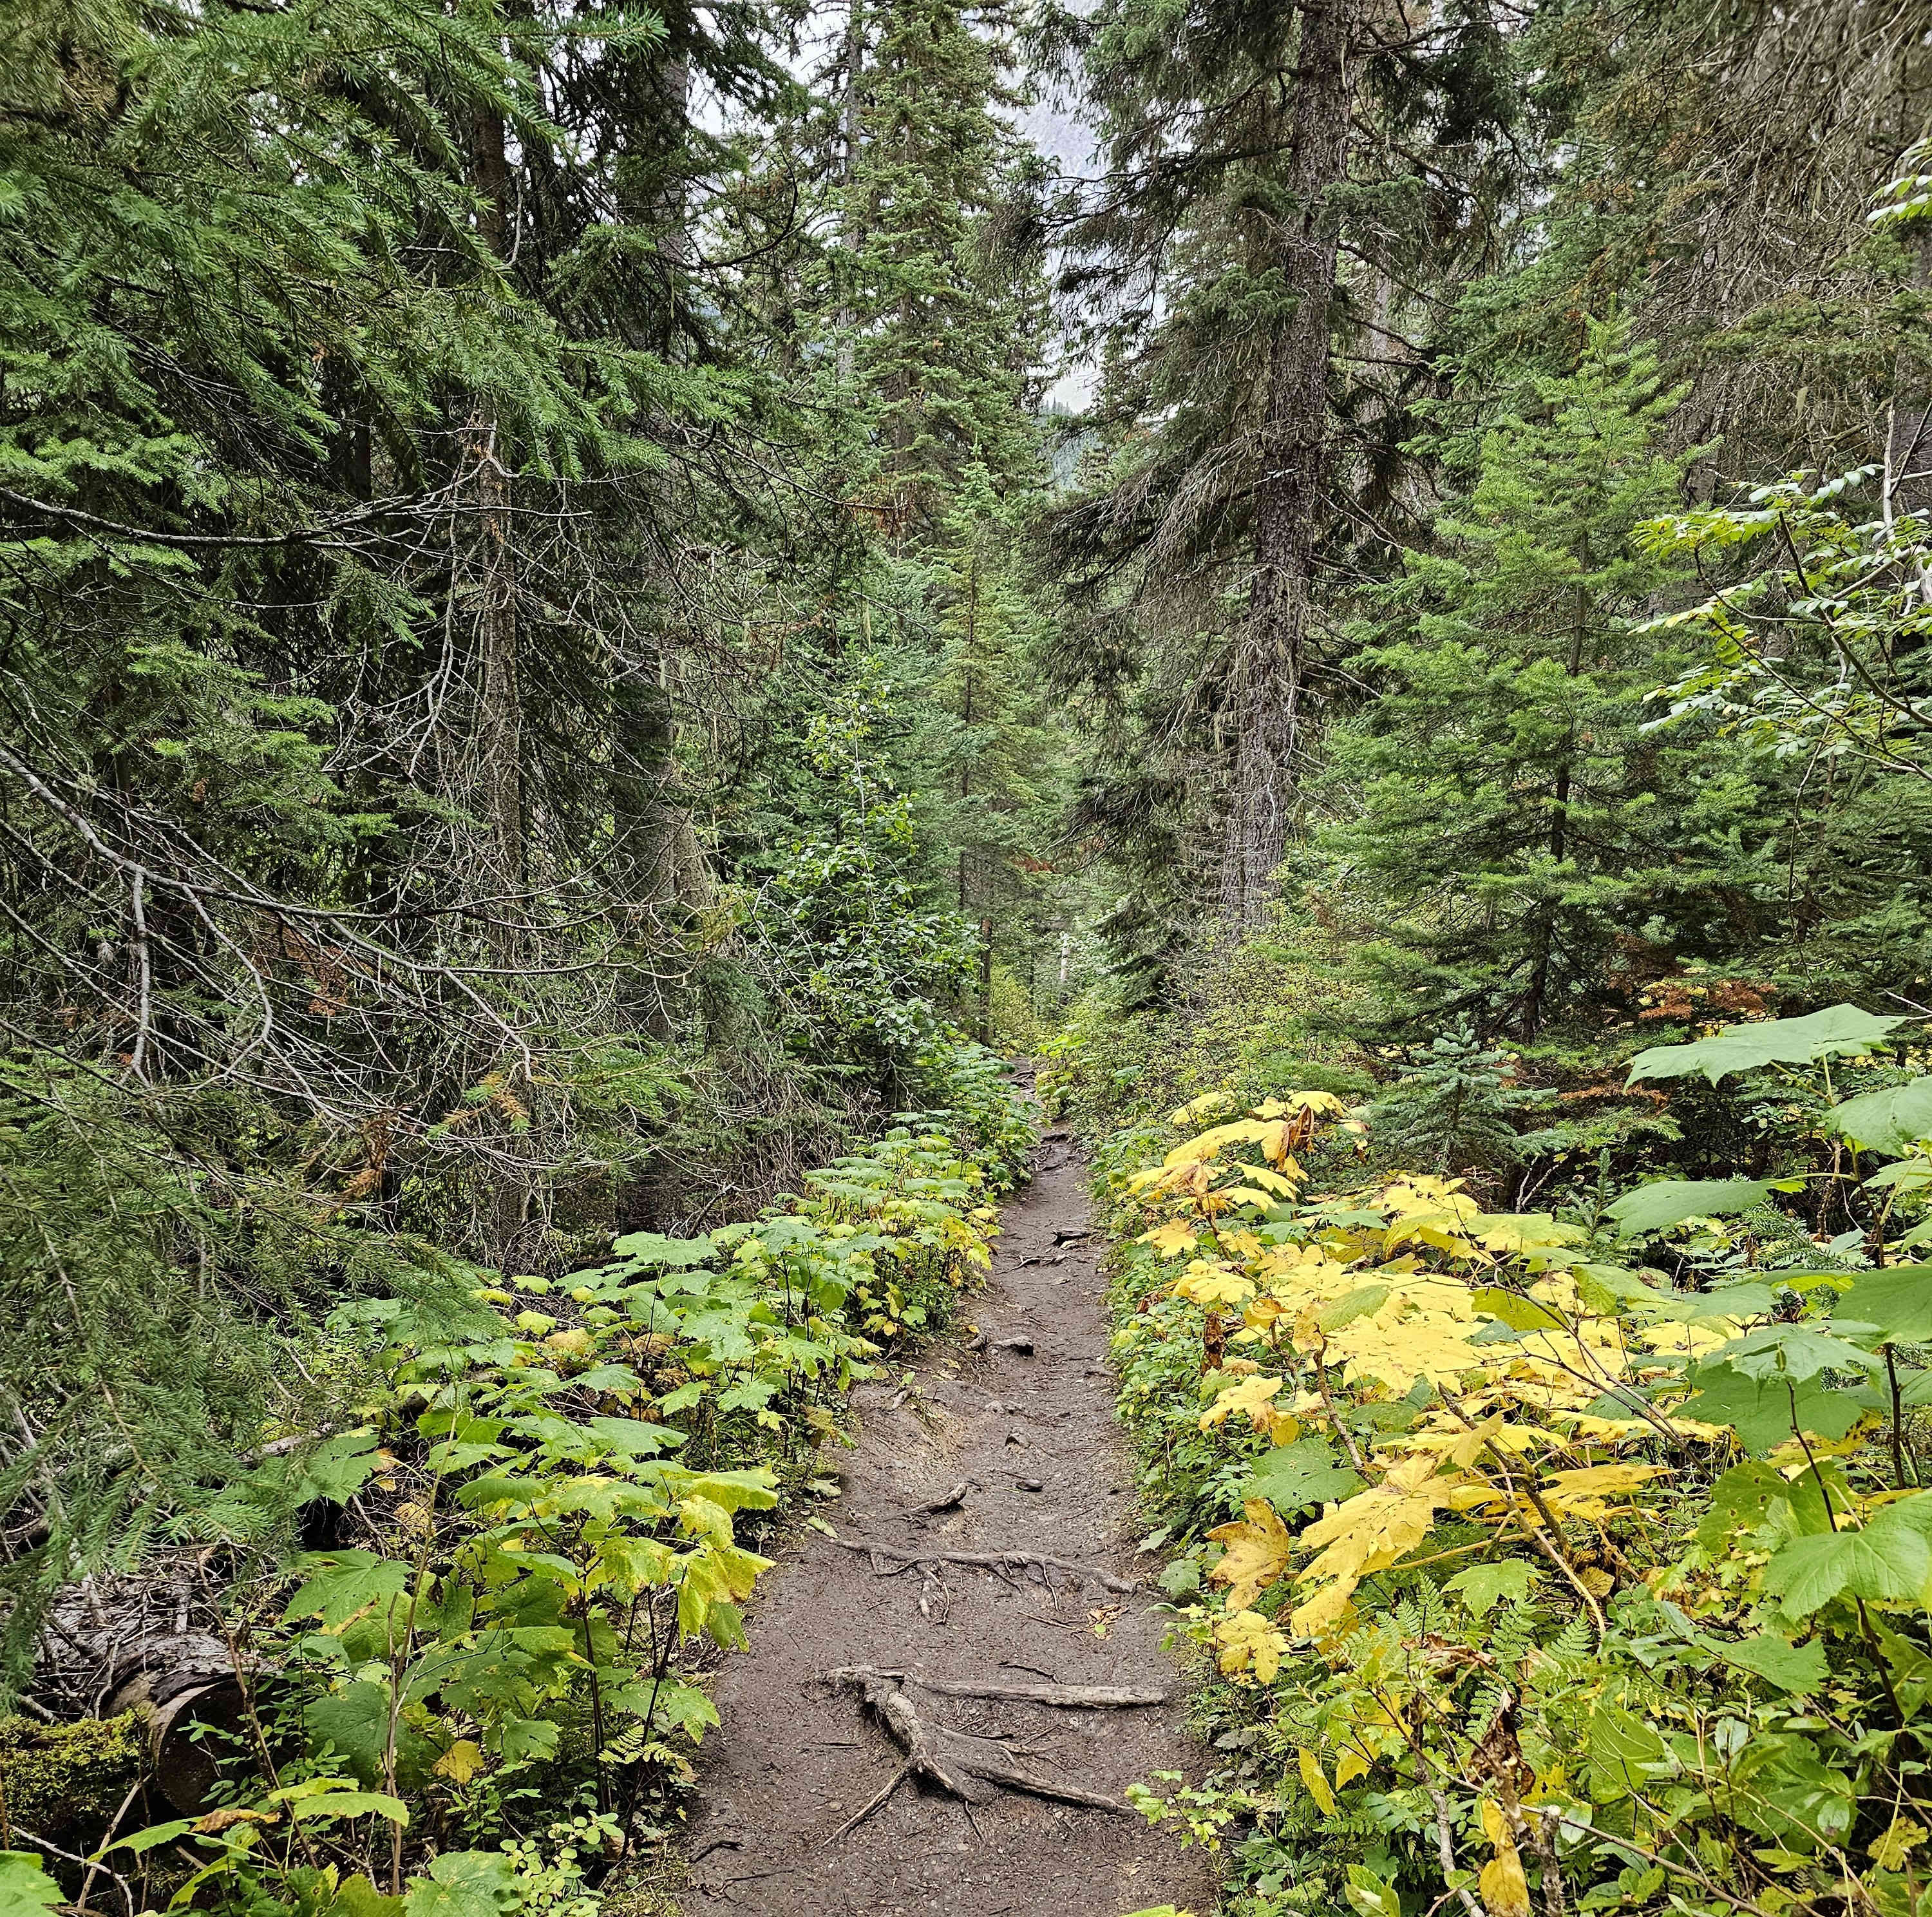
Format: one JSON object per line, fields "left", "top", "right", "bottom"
{"left": 604, "top": 1231, "right": 715, "bottom": 1270}
{"left": 1835, "top": 1266, "right": 1932, "bottom": 1346}
{"left": 1603, "top": 1178, "right": 1780, "bottom": 1237}
{"left": 289, "top": 1790, "right": 408, "bottom": 1826}
{"left": 402, "top": 1853, "right": 518, "bottom": 1917}
{"left": 285, "top": 1552, "right": 412, "bottom": 1632}
{"left": 1829, "top": 1078, "right": 1932, "bottom": 1155}
{"left": 1577, "top": 1265, "right": 1779, "bottom": 1323}
{"left": 580, "top": 1416, "right": 686, "bottom": 1458}
{"left": 1443, "top": 1559, "right": 1537, "bottom": 1618}
{"left": 1712, "top": 1632, "right": 1829, "bottom": 1693}
{"left": 1705, "top": 1324, "right": 1882, "bottom": 1383}
{"left": 1626, "top": 1005, "right": 1907, "bottom": 1085}
{"left": 1245, "top": 1438, "right": 1362, "bottom": 1514}
{"left": 0, "top": 1854, "right": 61, "bottom": 1917}
{"left": 1677, "top": 1364, "right": 1872, "bottom": 1453}
{"left": 1586, "top": 1702, "right": 1665, "bottom": 1802}
{"left": 1761, "top": 1500, "right": 1932, "bottom": 1616}
{"left": 1473, "top": 1287, "right": 1567, "bottom": 1331}
{"left": 1696, "top": 1461, "right": 1833, "bottom": 1549}
{"left": 1727, "top": 1736, "right": 1857, "bottom": 1851}
{"left": 306, "top": 1683, "right": 436, "bottom": 1791}
{"left": 1316, "top": 1284, "right": 1390, "bottom": 1334}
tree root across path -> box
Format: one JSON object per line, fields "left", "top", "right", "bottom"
{"left": 835, "top": 1667, "right": 1168, "bottom": 1708}
{"left": 824, "top": 1666, "right": 1145, "bottom": 1842}
{"left": 829, "top": 1534, "right": 1137, "bottom": 1594}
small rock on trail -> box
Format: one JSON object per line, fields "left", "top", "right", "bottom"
{"left": 681, "top": 1145, "right": 1216, "bottom": 1916}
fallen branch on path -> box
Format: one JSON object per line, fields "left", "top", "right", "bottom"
{"left": 904, "top": 1480, "right": 969, "bottom": 1518}
{"left": 824, "top": 1667, "right": 1137, "bottom": 1841}
{"left": 828, "top": 1534, "right": 1135, "bottom": 1594}
{"left": 831, "top": 1666, "right": 1166, "bottom": 1708}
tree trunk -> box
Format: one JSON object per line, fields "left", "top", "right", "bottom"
{"left": 610, "top": 46, "right": 699, "bottom": 972}
{"left": 1520, "top": 577, "right": 1589, "bottom": 1034}
{"left": 1887, "top": 224, "right": 1932, "bottom": 524}
{"left": 837, "top": 0, "right": 866, "bottom": 390}
{"left": 1218, "top": 0, "right": 1351, "bottom": 932}
{"left": 468, "top": 100, "right": 523, "bottom": 912}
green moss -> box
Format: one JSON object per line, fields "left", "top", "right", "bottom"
{"left": 0, "top": 1713, "right": 142, "bottom": 1838}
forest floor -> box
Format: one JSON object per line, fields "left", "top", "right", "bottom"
{"left": 677, "top": 1125, "right": 1217, "bottom": 1916}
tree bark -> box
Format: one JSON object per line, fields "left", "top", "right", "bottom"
{"left": 1218, "top": 0, "right": 1352, "bottom": 932}
{"left": 836, "top": 0, "right": 866, "bottom": 391}
{"left": 467, "top": 100, "right": 524, "bottom": 912}
{"left": 610, "top": 46, "right": 699, "bottom": 965}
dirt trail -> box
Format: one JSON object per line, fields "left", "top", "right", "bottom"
{"left": 681, "top": 1129, "right": 1216, "bottom": 1917}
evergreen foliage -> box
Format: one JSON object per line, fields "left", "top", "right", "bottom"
{"left": 14, "top": 0, "right": 1932, "bottom": 1905}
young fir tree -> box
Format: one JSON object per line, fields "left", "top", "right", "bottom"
{"left": 719, "top": 0, "right": 1059, "bottom": 1036}
{"left": 1320, "top": 321, "right": 1778, "bottom": 1036}
{"left": 919, "top": 465, "right": 1068, "bottom": 1031}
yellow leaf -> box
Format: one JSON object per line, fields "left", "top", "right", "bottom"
{"left": 1201, "top": 1374, "right": 1284, "bottom": 1434}
{"left": 1298, "top": 1747, "right": 1337, "bottom": 1816}
{"left": 1175, "top": 1264, "right": 1258, "bottom": 1306}
{"left": 1294, "top": 1458, "right": 1457, "bottom": 1589}
{"left": 1479, "top": 1848, "right": 1531, "bottom": 1917}
{"left": 1540, "top": 1462, "right": 1667, "bottom": 1520}
{"left": 1240, "top": 1165, "right": 1303, "bottom": 1197}
{"left": 433, "top": 1740, "right": 486, "bottom": 1784}
{"left": 193, "top": 1807, "right": 277, "bottom": 1834}
{"left": 1253, "top": 1091, "right": 1347, "bottom": 1120}
{"left": 1289, "top": 1579, "right": 1356, "bottom": 1638}
{"left": 1139, "top": 1219, "right": 1200, "bottom": 1259}
{"left": 1215, "top": 1608, "right": 1289, "bottom": 1683}
{"left": 1207, "top": 1498, "right": 1294, "bottom": 1607}
{"left": 1171, "top": 1091, "right": 1237, "bottom": 1125}
{"left": 1871, "top": 1818, "right": 1927, "bottom": 1871}
{"left": 1334, "top": 1748, "right": 1371, "bottom": 1789}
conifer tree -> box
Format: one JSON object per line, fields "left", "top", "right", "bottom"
{"left": 1043, "top": 0, "right": 1517, "bottom": 939}
{"left": 1318, "top": 323, "right": 1736, "bottom": 1034}
{"left": 841, "top": 0, "right": 1045, "bottom": 534}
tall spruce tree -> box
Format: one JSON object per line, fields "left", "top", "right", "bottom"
{"left": 845, "top": 0, "right": 1044, "bottom": 533}
{"left": 1041, "top": 0, "right": 1517, "bottom": 943}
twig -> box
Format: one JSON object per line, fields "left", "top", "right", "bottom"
{"left": 15, "top": 1827, "right": 136, "bottom": 1917}
{"left": 1425, "top": 1786, "right": 1485, "bottom": 1917}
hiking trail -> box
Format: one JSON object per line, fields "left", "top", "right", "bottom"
{"left": 681, "top": 1122, "right": 1216, "bottom": 1916}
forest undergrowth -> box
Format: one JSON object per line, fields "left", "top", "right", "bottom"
{"left": 1045, "top": 1001, "right": 1932, "bottom": 1917}
{"left": 3, "top": 1048, "right": 1033, "bottom": 1917}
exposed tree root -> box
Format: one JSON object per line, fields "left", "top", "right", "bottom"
{"left": 824, "top": 1666, "right": 1138, "bottom": 1842}
{"left": 829, "top": 1534, "right": 1135, "bottom": 1594}
{"left": 904, "top": 1480, "right": 969, "bottom": 1518}
{"left": 830, "top": 1665, "right": 1166, "bottom": 1708}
